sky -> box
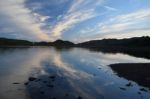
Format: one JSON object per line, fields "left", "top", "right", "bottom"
{"left": 0, "top": 0, "right": 150, "bottom": 42}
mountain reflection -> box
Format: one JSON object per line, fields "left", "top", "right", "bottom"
{"left": 0, "top": 47, "right": 150, "bottom": 99}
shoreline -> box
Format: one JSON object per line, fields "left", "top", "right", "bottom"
{"left": 110, "top": 63, "right": 150, "bottom": 89}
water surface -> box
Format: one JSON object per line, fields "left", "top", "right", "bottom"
{"left": 0, "top": 47, "right": 150, "bottom": 99}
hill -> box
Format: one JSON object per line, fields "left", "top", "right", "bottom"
{"left": 77, "top": 36, "right": 150, "bottom": 48}
{"left": 0, "top": 38, "right": 33, "bottom": 46}
{"left": 0, "top": 38, "right": 74, "bottom": 47}
{"left": 0, "top": 36, "right": 150, "bottom": 47}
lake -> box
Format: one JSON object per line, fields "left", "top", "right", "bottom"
{"left": 0, "top": 47, "right": 150, "bottom": 99}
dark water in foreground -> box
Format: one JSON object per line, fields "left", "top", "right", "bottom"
{"left": 0, "top": 47, "right": 150, "bottom": 99}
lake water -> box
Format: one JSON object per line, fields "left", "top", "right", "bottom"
{"left": 0, "top": 47, "right": 150, "bottom": 99}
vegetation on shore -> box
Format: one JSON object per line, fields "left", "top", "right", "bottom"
{"left": 0, "top": 36, "right": 150, "bottom": 47}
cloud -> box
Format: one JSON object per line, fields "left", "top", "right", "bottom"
{"left": 0, "top": 0, "right": 104, "bottom": 41}
{"left": 33, "top": 13, "right": 51, "bottom": 22}
{"left": 97, "top": 9, "right": 150, "bottom": 37}
{"left": 49, "top": 0, "right": 104, "bottom": 40}
{"left": 104, "top": 6, "right": 117, "bottom": 11}
{"left": 28, "top": 0, "right": 69, "bottom": 11}
{"left": 74, "top": 9, "right": 150, "bottom": 42}
{"left": 51, "top": 9, "right": 96, "bottom": 39}
{"left": 0, "top": 0, "right": 149, "bottom": 42}
{"left": 0, "top": 0, "right": 50, "bottom": 41}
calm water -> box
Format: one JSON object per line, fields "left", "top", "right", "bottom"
{"left": 0, "top": 47, "right": 150, "bottom": 99}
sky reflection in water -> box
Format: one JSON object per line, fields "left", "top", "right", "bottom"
{"left": 0, "top": 47, "right": 150, "bottom": 99}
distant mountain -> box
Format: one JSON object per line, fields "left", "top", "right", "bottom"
{"left": 35, "top": 39, "right": 75, "bottom": 47}
{"left": 77, "top": 36, "right": 150, "bottom": 48}
{"left": 0, "top": 36, "right": 150, "bottom": 47}
{"left": 1, "top": 37, "right": 150, "bottom": 59}
{"left": 0, "top": 38, "right": 33, "bottom": 46}
{"left": 0, "top": 38, "right": 74, "bottom": 47}
{"left": 51, "top": 39, "right": 74, "bottom": 47}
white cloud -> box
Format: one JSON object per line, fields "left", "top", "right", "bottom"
{"left": 29, "top": 2, "right": 42, "bottom": 11}
{"left": 0, "top": 0, "right": 50, "bottom": 41}
{"left": 104, "top": 6, "right": 117, "bottom": 11}
{"left": 49, "top": 0, "right": 104, "bottom": 40}
{"left": 1, "top": 0, "right": 149, "bottom": 42}
{"left": 33, "top": 13, "right": 51, "bottom": 22}
{"left": 97, "top": 28, "right": 150, "bottom": 39}
{"left": 98, "top": 9, "right": 150, "bottom": 34}
{"left": 51, "top": 9, "right": 96, "bottom": 39}
{"left": 74, "top": 9, "right": 150, "bottom": 42}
